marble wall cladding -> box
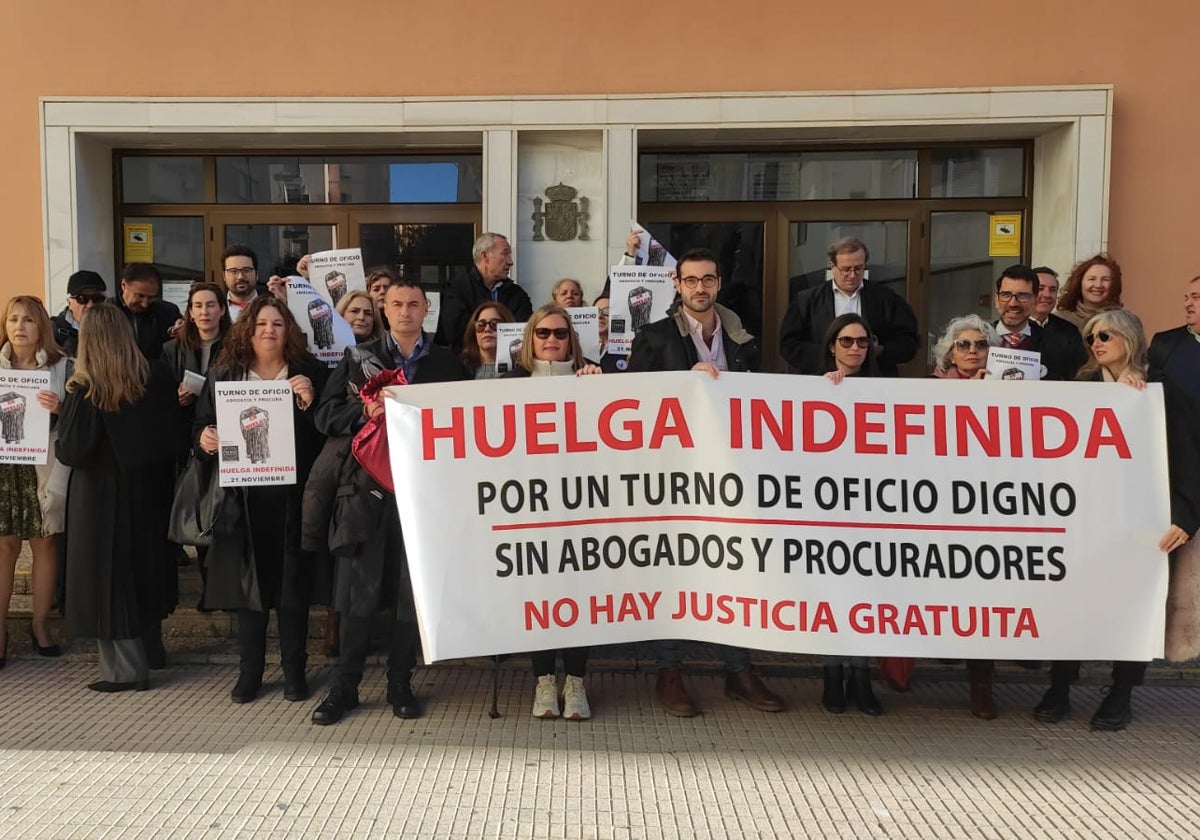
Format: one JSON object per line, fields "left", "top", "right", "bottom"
{"left": 516, "top": 130, "right": 606, "bottom": 306}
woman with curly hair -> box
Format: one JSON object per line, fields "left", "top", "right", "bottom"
{"left": 194, "top": 296, "right": 328, "bottom": 705}
{"left": 1052, "top": 254, "right": 1125, "bottom": 335}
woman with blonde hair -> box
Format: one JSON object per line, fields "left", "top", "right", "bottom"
{"left": 57, "top": 303, "right": 182, "bottom": 691}
{"left": 503, "top": 304, "right": 600, "bottom": 718}
{"left": 0, "top": 296, "right": 71, "bottom": 665}
{"left": 335, "top": 289, "right": 384, "bottom": 343}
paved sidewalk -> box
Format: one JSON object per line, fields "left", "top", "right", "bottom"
{"left": 0, "top": 659, "right": 1198, "bottom": 839}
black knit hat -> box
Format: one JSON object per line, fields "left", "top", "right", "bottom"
{"left": 67, "top": 270, "right": 107, "bottom": 295}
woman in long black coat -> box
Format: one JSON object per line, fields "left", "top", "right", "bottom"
{"left": 57, "top": 304, "right": 182, "bottom": 691}
{"left": 194, "top": 295, "right": 328, "bottom": 705}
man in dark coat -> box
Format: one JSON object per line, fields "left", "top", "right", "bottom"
{"left": 779, "top": 236, "right": 919, "bottom": 376}
{"left": 626, "top": 247, "right": 784, "bottom": 719}
{"left": 52, "top": 270, "right": 108, "bottom": 356}
{"left": 1032, "top": 266, "right": 1088, "bottom": 376}
{"left": 310, "top": 278, "right": 469, "bottom": 725}
{"left": 114, "top": 263, "right": 183, "bottom": 360}
{"left": 990, "top": 265, "right": 1079, "bottom": 381}
{"left": 437, "top": 233, "right": 532, "bottom": 352}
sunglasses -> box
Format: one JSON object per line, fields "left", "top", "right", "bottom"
{"left": 1085, "top": 330, "right": 1114, "bottom": 346}
{"left": 474, "top": 319, "right": 501, "bottom": 333}
{"left": 533, "top": 327, "right": 571, "bottom": 340}
{"left": 835, "top": 336, "right": 871, "bottom": 349}
{"left": 954, "top": 339, "right": 991, "bottom": 352}
{"left": 71, "top": 293, "right": 106, "bottom": 305}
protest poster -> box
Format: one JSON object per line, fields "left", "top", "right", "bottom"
{"left": 286, "top": 277, "right": 356, "bottom": 367}
{"left": 423, "top": 290, "right": 441, "bottom": 335}
{"left": 307, "top": 249, "right": 367, "bottom": 307}
{"left": 567, "top": 306, "right": 601, "bottom": 361}
{"left": 494, "top": 322, "right": 526, "bottom": 375}
{"left": 0, "top": 370, "right": 52, "bottom": 465}
{"left": 986, "top": 347, "right": 1043, "bottom": 381}
{"left": 606, "top": 266, "right": 676, "bottom": 355}
{"left": 630, "top": 220, "right": 677, "bottom": 269}
{"left": 161, "top": 282, "right": 191, "bottom": 313}
{"left": 385, "top": 373, "right": 1170, "bottom": 663}
{"left": 214, "top": 380, "right": 297, "bottom": 487}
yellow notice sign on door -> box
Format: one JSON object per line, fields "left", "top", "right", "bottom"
{"left": 123, "top": 223, "right": 153, "bottom": 263}
{"left": 988, "top": 214, "right": 1021, "bottom": 257}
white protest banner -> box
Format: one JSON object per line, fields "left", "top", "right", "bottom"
{"left": 607, "top": 266, "right": 675, "bottom": 355}
{"left": 987, "top": 347, "right": 1042, "bottom": 381}
{"left": 567, "top": 306, "right": 601, "bottom": 362}
{"left": 286, "top": 277, "right": 357, "bottom": 367}
{"left": 307, "top": 248, "right": 366, "bottom": 307}
{"left": 630, "top": 220, "right": 677, "bottom": 269}
{"left": 0, "top": 371, "right": 52, "bottom": 465}
{"left": 494, "top": 322, "right": 525, "bottom": 376}
{"left": 215, "top": 380, "right": 297, "bottom": 487}
{"left": 385, "top": 373, "right": 1170, "bottom": 663}
{"left": 423, "top": 290, "right": 441, "bottom": 335}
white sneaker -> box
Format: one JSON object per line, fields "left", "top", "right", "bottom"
{"left": 532, "top": 675, "right": 560, "bottom": 718}
{"left": 561, "top": 675, "right": 592, "bottom": 720}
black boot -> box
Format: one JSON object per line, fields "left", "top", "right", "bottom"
{"left": 311, "top": 683, "right": 360, "bottom": 726}
{"left": 1033, "top": 680, "right": 1071, "bottom": 723}
{"left": 820, "top": 665, "right": 845, "bottom": 713}
{"left": 230, "top": 671, "right": 262, "bottom": 704}
{"left": 387, "top": 681, "right": 423, "bottom": 719}
{"left": 1089, "top": 682, "right": 1133, "bottom": 732}
{"left": 283, "top": 670, "right": 309, "bottom": 702}
{"left": 846, "top": 666, "right": 883, "bottom": 716}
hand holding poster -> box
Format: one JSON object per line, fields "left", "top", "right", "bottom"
{"left": 0, "top": 370, "right": 52, "bottom": 465}
{"left": 630, "top": 220, "right": 677, "bottom": 269}
{"left": 607, "top": 266, "right": 676, "bottom": 355}
{"left": 286, "top": 278, "right": 357, "bottom": 367}
{"left": 986, "top": 347, "right": 1043, "bottom": 381}
{"left": 385, "top": 373, "right": 1170, "bottom": 663}
{"left": 307, "top": 249, "right": 367, "bottom": 307}
{"left": 215, "top": 380, "right": 297, "bottom": 486}
{"left": 566, "top": 307, "right": 601, "bottom": 361}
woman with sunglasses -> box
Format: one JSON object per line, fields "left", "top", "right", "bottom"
{"left": 932, "top": 315, "right": 999, "bottom": 380}
{"left": 1053, "top": 254, "right": 1125, "bottom": 336}
{"left": 815, "top": 314, "right": 887, "bottom": 714}
{"left": 1034, "top": 308, "right": 1164, "bottom": 731}
{"left": 504, "top": 304, "right": 601, "bottom": 719}
{"left": 460, "top": 301, "right": 516, "bottom": 380}
{"left": 0, "top": 296, "right": 71, "bottom": 666}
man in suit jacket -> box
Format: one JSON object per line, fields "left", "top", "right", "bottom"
{"left": 1032, "top": 266, "right": 1088, "bottom": 375}
{"left": 779, "top": 236, "right": 918, "bottom": 376}
{"left": 990, "top": 265, "right": 1077, "bottom": 381}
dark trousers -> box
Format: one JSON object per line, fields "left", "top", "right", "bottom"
{"left": 336, "top": 614, "right": 420, "bottom": 691}
{"left": 1050, "top": 660, "right": 1148, "bottom": 686}
{"left": 531, "top": 647, "right": 588, "bottom": 678}
{"left": 967, "top": 660, "right": 994, "bottom": 680}
{"left": 237, "top": 606, "right": 309, "bottom": 677}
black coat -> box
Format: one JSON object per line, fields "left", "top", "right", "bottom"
{"left": 116, "top": 297, "right": 183, "bottom": 361}
{"left": 627, "top": 305, "right": 759, "bottom": 373}
{"left": 193, "top": 356, "right": 330, "bottom": 611}
{"left": 1039, "top": 314, "right": 1089, "bottom": 378}
{"left": 437, "top": 266, "right": 533, "bottom": 352}
{"left": 779, "top": 282, "right": 919, "bottom": 376}
{"left": 51, "top": 310, "right": 80, "bottom": 357}
{"left": 57, "top": 360, "right": 184, "bottom": 639}
{"left": 311, "top": 334, "right": 468, "bottom": 619}
{"left": 162, "top": 335, "right": 224, "bottom": 448}
{"left": 1148, "top": 327, "right": 1200, "bottom": 536}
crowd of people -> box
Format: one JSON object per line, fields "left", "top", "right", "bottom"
{"left": 1, "top": 232, "right": 1196, "bottom": 736}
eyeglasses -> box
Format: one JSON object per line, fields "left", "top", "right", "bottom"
{"left": 224, "top": 267, "right": 256, "bottom": 277}
{"left": 954, "top": 339, "right": 991, "bottom": 352}
{"left": 533, "top": 327, "right": 571, "bottom": 340}
{"left": 834, "top": 265, "right": 866, "bottom": 276}
{"left": 71, "top": 293, "right": 106, "bottom": 305}
{"left": 474, "top": 318, "right": 500, "bottom": 333}
{"left": 1085, "top": 330, "right": 1115, "bottom": 346}
{"left": 679, "top": 275, "right": 719, "bottom": 289}
{"left": 996, "top": 291, "right": 1034, "bottom": 303}
{"left": 835, "top": 336, "right": 871, "bottom": 349}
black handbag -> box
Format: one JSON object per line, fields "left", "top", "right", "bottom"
{"left": 168, "top": 454, "right": 228, "bottom": 547}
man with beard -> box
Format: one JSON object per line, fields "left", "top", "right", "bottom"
{"left": 991, "top": 264, "right": 1076, "bottom": 381}
{"left": 626, "top": 247, "right": 784, "bottom": 718}
{"left": 222, "top": 245, "right": 266, "bottom": 322}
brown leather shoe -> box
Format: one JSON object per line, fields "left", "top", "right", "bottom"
{"left": 969, "top": 677, "right": 998, "bottom": 720}
{"left": 725, "top": 667, "right": 784, "bottom": 712}
{"left": 655, "top": 667, "right": 698, "bottom": 717}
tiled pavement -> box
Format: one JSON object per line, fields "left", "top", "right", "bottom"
{"left": 0, "top": 656, "right": 1198, "bottom": 839}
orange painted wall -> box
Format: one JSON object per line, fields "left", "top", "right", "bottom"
{"left": 2, "top": 0, "right": 1198, "bottom": 331}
